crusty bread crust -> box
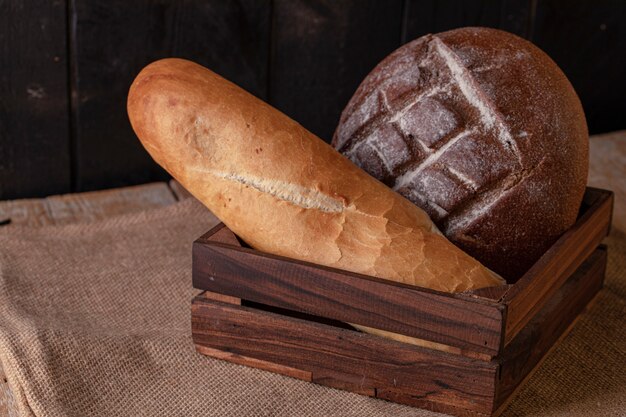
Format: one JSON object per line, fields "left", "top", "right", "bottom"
{"left": 127, "top": 58, "right": 503, "bottom": 293}
{"left": 333, "top": 28, "right": 589, "bottom": 280}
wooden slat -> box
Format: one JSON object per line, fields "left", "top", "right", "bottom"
{"left": 192, "top": 298, "right": 499, "bottom": 414}
{"left": 270, "top": 0, "right": 404, "bottom": 142}
{"left": 201, "top": 223, "right": 242, "bottom": 247}
{"left": 310, "top": 369, "right": 376, "bottom": 397}
{"left": 193, "top": 238, "right": 505, "bottom": 356}
{"left": 503, "top": 188, "right": 613, "bottom": 343}
{"left": 0, "top": 182, "right": 176, "bottom": 227}
{"left": 403, "top": 0, "right": 531, "bottom": 43}
{"left": 207, "top": 229, "right": 240, "bottom": 247}
{"left": 70, "top": 0, "right": 271, "bottom": 191}
{"left": 466, "top": 285, "right": 512, "bottom": 302}
{"left": 494, "top": 246, "right": 607, "bottom": 410}
{"left": 0, "top": 0, "right": 70, "bottom": 199}
{"left": 196, "top": 345, "right": 311, "bottom": 382}
{"left": 197, "top": 224, "right": 243, "bottom": 306}
{"left": 200, "top": 291, "right": 240, "bottom": 306}
{"left": 376, "top": 388, "right": 492, "bottom": 417}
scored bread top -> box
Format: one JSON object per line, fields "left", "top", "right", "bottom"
{"left": 128, "top": 58, "right": 504, "bottom": 292}
{"left": 333, "top": 28, "right": 589, "bottom": 280}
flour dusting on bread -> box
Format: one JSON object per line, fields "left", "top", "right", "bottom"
{"left": 207, "top": 170, "right": 345, "bottom": 213}
{"left": 333, "top": 27, "right": 588, "bottom": 279}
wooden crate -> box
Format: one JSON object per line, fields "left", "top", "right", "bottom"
{"left": 191, "top": 187, "right": 613, "bottom": 416}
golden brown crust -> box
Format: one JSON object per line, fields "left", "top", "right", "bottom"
{"left": 127, "top": 58, "right": 504, "bottom": 293}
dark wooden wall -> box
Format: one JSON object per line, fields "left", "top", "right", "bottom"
{"left": 1, "top": 0, "right": 624, "bottom": 199}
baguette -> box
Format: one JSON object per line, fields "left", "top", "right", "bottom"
{"left": 128, "top": 58, "right": 503, "bottom": 301}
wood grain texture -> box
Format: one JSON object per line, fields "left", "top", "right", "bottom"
{"left": 197, "top": 224, "right": 242, "bottom": 305}
{"left": 192, "top": 297, "right": 499, "bottom": 414}
{"left": 380, "top": 243, "right": 606, "bottom": 417}
{"left": 467, "top": 285, "right": 512, "bottom": 302}
{"left": 191, "top": 187, "right": 612, "bottom": 416}
{"left": 502, "top": 188, "right": 613, "bottom": 343}
{"left": 375, "top": 388, "right": 491, "bottom": 417}
{"left": 192, "top": 243, "right": 609, "bottom": 417}
{"left": 270, "top": 0, "right": 404, "bottom": 141}
{"left": 530, "top": 0, "right": 626, "bottom": 134}
{"left": 0, "top": 182, "right": 176, "bottom": 227}
{"left": 193, "top": 239, "right": 505, "bottom": 356}
{"left": 196, "top": 222, "right": 241, "bottom": 247}
{"left": 0, "top": 0, "right": 70, "bottom": 199}
{"left": 494, "top": 246, "right": 607, "bottom": 410}
{"left": 192, "top": 189, "right": 613, "bottom": 357}
{"left": 402, "top": 0, "right": 530, "bottom": 43}
{"left": 200, "top": 291, "right": 240, "bottom": 306}
{"left": 196, "top": 345, "right": 312, "bottom": 382}
{"left": 71, "top": 0, "right": 271, "bottom": 191}
{"left": 1, "top": 2, "right": 625, "bottom": 201}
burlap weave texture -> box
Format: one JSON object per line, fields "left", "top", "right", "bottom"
{"left": 0, "top": 199, "right": 440, "bottom": 416}
{"left": 0, "top": 197, "right": 624, "bottom": 416}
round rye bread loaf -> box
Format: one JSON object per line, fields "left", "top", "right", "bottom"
{"left": 332, "top": 27, "right": 588, "bottom": 281}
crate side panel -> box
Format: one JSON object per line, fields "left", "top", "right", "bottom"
{"left": 192, "top": 298, "right": 498, "bottom": 413}
{"left": 193, "top": 242, "right": 505, "bottom": 355}
{"left": 504, "top": 189, "right": 612, "bottom": 343}
{"left": 495, "top": 246, "right": 607, "bottom": 408}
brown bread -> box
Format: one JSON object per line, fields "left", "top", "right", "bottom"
{"left": 333, "top": 27, "right": 589, "bottom": 280}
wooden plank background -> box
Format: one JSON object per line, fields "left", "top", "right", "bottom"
{"left": 0, "top": 0, "right": 71, "bottom": 199}
{"left": 69, "top": 0, "right": 271, "bottom": 192}
{"left": 1, "top": 0, "right": 624, "bottom": 200}
{"left": 270, "top": 0, "right": 404, "bottom": 141}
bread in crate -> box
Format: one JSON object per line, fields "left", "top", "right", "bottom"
{"left": 189, "top": 185, "right": 611, "bottom": 416}
{"left": 127, "top": 27, "right": 610, "bottom": 417}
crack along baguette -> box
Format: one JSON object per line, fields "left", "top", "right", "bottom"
{"left": 127, "top": 59, "right": 504, "bottom": 341}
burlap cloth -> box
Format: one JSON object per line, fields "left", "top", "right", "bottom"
{"left": 0, "top": 192, "right": 624, "bottom": 416}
